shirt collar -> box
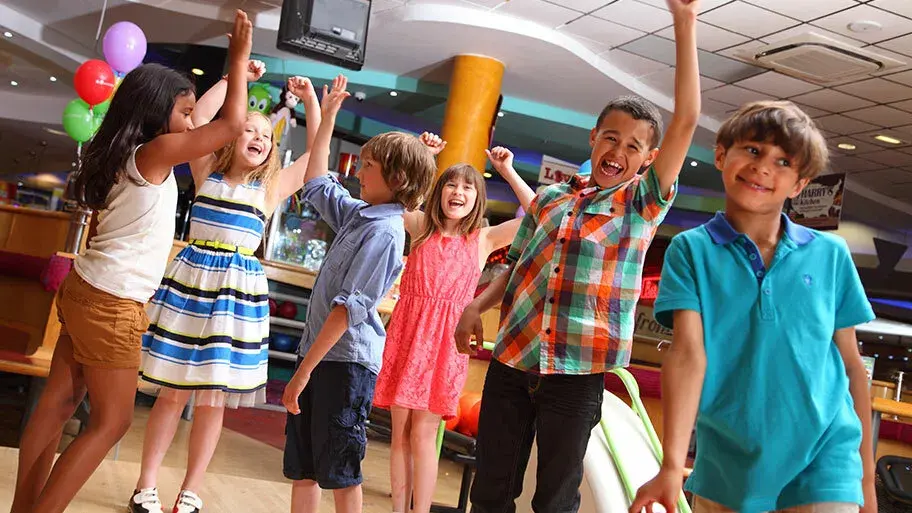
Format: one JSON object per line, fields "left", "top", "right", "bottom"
{"left": 705, "top": 211, "right": 815, "bottom": 246}
{"left": 359, "top": 201, "right": 405, "bottom": 219}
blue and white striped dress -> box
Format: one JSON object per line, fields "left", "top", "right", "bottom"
{"left": 140, "top": 172, "right": 270, "bottom": 408}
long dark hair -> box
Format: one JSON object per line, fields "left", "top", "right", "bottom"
{"left": 75, "top": 63, "right": 195, "bottom": 210}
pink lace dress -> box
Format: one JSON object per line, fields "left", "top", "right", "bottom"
{"left": 374, "top": 231, "right": 482, "bottom": 419}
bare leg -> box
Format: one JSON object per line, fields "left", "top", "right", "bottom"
{"left": 390, "top": 407, "right": 413, "bottom": 512}
{"left": 136, "top": 389, "right": 191, "bottom": 489}
{"left": 29, "top": 364, "right": 138, "bottom": 513}
{"left": 181, "top": 404, "right": 225, "bottom": 492}
{"left": 409, "top": 410, "right": 443, "bottom": 513}
{"left": 291, "top": 479, "right": 321, "bottom": 513}
{"left": 10, "top": 335, "right": 86, "bottom": 513}
{"left": 332, "top": 485, "right": 362, "bottom": 513}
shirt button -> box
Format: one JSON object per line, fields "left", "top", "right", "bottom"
{"left": 763, "top": 289, "right": 771, "bottom": 295}
{"left": 560, "top": 237, "right": 567, "bottom": 244}
{"left": 545, "top": 328, "right": 552, "bottom": 335}
{"left": 756, "top": 270, "right": 764, "bottom": 278}
{"left": 567, "top": 211, "right": 573, "bottom": 217}
{"left": 549, "top": 297, "right": 555, "bottom": 304}
{"left": 609, "top": 207, "right": 616, "bottom": 214}
{"left": 749, "top": 254, "right": 757, "bottom": 261}
{"left": 554, "top": 267, "right": 560, "bottom": 274}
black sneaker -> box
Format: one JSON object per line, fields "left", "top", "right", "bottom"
{"left": 172, "top": 490, "right": 203, "bottom": 513}
{"left": 128, "top": 488, "right": 164, "bottom": 513}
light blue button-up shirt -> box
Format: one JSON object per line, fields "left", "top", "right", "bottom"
{"left": 297, "top": 175, "right": 405, "bottom": 375}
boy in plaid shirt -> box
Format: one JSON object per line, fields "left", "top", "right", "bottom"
{"left": 454, "top": 1, "right": 702, "bottom": 511}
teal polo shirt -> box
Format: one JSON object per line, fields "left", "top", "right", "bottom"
{"left": 654, "top": 212, "right": 875, "bottom": 512}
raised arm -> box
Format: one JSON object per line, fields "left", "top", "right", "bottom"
{"left": 269, "top": 76, "right": 321, "bottom": 210}
{"left": 402, "top": 132, "right": 447, "bottom": 236}
{"left": 480, "top": 146, "right": 535, "bottom": 251}
{"left": 303, "top": 74, "right": 350, "bottom": 185}
{"left": 135, "top": 9, "right": 251, "bottom": 185}
{"left": 651, "top": 0, "right": 700, "bottom": 197}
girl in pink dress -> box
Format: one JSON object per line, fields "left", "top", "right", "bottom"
{"left": 374, "top": 134, "right": 535, "bottom": 513}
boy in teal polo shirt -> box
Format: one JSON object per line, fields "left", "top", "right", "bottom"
{"left": 631, "top": 101, "right": 877, "bottom": 513}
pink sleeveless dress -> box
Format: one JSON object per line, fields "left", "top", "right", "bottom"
{"left": 374, "top": 231, "right": 482, "bottom": 419}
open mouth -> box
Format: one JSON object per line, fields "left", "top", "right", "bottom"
{"left": 447, "top": 199, "right": 465, "bottom": 209}
{"left": 247, "top": 144, "right": 264, "bottom": 156}
{"left": 599, "top": 159, "right": 624, "bottom": 178}
{"left": 736, "top": 175, "right": 771, "bottom": 192}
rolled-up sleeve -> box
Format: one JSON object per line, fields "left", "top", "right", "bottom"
{"left": 300, "top": 175, "right": 365, "bottom": 232}
{"left": 331, "top": 231, "right": 401, "bottom": 327}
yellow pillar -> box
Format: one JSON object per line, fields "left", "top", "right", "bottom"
{"left": 437, "top": 55, "right": 505, "bottom": 174}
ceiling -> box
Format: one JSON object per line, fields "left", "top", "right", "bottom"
{"left": 0, "top": 0, "right": 911, "bottom": 227}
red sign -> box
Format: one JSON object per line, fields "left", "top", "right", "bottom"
{"left": 640, "top": 275, "right": 660, "bottom": 305}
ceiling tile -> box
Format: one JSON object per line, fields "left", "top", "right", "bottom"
{"left": 702, "top": 97, "right": 739, "bottom": 117}
{"left": 829, "top": 136, "right": 882, "bottom": 155}
{"left": 560, "top": 15, "right": 645, "bottom": 48}
{"left": 834, "top": 78, "right": 912, "bottom": 103}
{"left": 853, "top": 170, "right": 912, "bottom": 188}
{"left": 634, "top": 0, "right": 735, "bottom": 12}
{"left": 811, "top": 4, "right": 912, "bottom": 45}
{"left": 760, "top": 24, "right": 864, "bottom": 46}
{"left": 656, "top": 21, "right": 749, "bottom": 52}
{"left": 880, "top": 34, "right": 912, "bottom": 58}
{"left": 700, "top": 1, "right": 797, "bottom": 39}
{"left": 842, "top": 105, "right": 912, "bottom": 127}
{"left": 789, "top": 89, "right": 876, "bottom": 113}
{"left": 870, "top": 0, "right": 912, "bottom": 20}
{"left": 815, "top": 114, "right": 880, "bottom": 135}
{"left": 494, "top": 0, "right": 581, "bottom": 28}
{"left": 734, "top": 71, "right": 821, "bottom": 98}
{"left": 705, "top": 84, "right": 773, "bottom": 106}
{"left": 793, "top": 103, "right": 830, "bottom": 118}
{"left": 545, "top": 0, "right": 614, "bottom": 13}
{"left": 718, "top": 40, "right": 768, "bottom": 61}
{"left": 890, "top": 99, "right": 912, "bottom": 113}
{"left": 592, "top": 0, "right": 673, "bottom": 33}
{"left": 862, "top": 149, "right": 912, "bottom": 167}
{"left": 855, "top": 129, "right": 912, "bottom": 148}
{"left": 639, "top": 68, "right": 726, "bottom": 94}
{"left": 742, "top": 0, "right": 857, "bottom": 23}
{"left": 882, "top": 70, "right": 912, "bottom": 87}
{"left": 891, "top": 124, "right": 912, "bottom": 137}
{"left": 697, "top": 49, "right": 768, "bottom": 82}
{"left": 829, "top": 155, "right": 888, "bottom": 173}
{"left": 602, "top": 49, "right": 669, "bottom": 77}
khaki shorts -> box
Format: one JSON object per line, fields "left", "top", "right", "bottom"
{"left": 56, "top": 272, "right": 149, "bottom": 369}
{"left": 693, "top": 496, "right": 859, "bottom": 513}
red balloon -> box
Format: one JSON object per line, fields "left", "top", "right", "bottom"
{"left": 74, "top": 59, "right": 116, "bottom": 107}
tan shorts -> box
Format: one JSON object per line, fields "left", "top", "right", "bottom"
{"left": 693, "top": 496, "right": 859, "bottom": 513}
{"left": 56, "top": 272, "right": 149, "bottom": 369}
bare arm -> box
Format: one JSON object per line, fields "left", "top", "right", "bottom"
{"left": 834, "top": 327, "right": 877, "bottom": 513}
{"left": 270, "top": 76, "right": 321, "bottom": 209}
{"left": 303, "top": 75, "right": 349, "bottom": 185}
{"left": 282, "top": 305, "right": 348, "bottom": 414}
{"left": 651, "top": 0, "right": 700, "bottom": 197}
{"left": 481, "top": 147, "right": 535, "bottom": 251}
{"left": 630, "top": 309, "right": 705, "bottom": 513}
{"left": 135, "top": 10, "right": 252, "bottom": 185}
{"left": 454, "top": 263, "right": 513, "bottom": 356}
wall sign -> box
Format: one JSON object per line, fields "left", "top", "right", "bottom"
{"left": 785, "top": 173, "right": 846, "bottom": 230}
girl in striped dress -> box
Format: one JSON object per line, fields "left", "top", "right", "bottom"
{"left": 129, "top": 68, "right": 322, "bottom": 513}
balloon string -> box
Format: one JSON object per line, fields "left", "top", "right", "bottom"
{"left": 77, "top": 143, "right": 82, "bottom": 159}
{"left": 94, "top": 0, "right": 109, "bottom": 45}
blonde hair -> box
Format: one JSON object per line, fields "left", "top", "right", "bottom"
{"left": 212, "top": 111, "right": 281, "bottom": 187}
{"left": 717, "top": 101, "right": 829, "bottom": 180}
{"left": 411, "top": 164, "right": 487, "bottom": 249}
{"left": 361, "top": 132, "right": 436, "bottom": 210}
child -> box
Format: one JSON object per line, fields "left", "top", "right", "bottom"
{"left": 128, "top": 66, "right": 322, "bottom": 513}
{"left": 630, "top": 101, "right": 876, "bottom": 513}
{"left": 280, "top": 76, "right": 437, "bottom": 513}
{"left": 9, "top": 10, "right": 253, "bottom": 513}
{"left": 453, "top": 1, "right": 701, "bottom": 511}
{"left": 374, "top": 138, "right": 535, "bottom": 513}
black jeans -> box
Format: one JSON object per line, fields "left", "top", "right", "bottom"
{"left": 470, "top": 359, "right": 605, "bottom": 513}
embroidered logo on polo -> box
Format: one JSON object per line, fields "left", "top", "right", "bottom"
{"left": 803, "top": 274, "right": 813, "bottom": 287}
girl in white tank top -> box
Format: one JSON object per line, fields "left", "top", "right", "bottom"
{"left": 11, "top": 11, "right": 255, "bottom": 513}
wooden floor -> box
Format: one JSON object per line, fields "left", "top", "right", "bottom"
{"left": 1, "top": 399, "right": 911, "bottom": 512}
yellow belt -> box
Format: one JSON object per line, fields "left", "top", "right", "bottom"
{"left": 189, "top": 239, "right": 255, "bottom": 256}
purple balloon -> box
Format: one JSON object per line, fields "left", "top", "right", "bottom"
{"left": 102, "top": 22, "right": 147, "bottom": 74}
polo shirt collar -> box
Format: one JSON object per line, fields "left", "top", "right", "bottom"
{"left": 705, "top": 211, "right": 815, "bottom": 246}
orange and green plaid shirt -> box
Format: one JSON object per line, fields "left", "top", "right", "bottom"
{"left": 493, "top": 166, "right": 675, "bottom": 375}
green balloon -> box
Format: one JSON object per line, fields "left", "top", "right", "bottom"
{"left": 62, "top": 98, "right": 96, "bottom": 143}
{"left": 93, "top": 97, "right": 111, "bottom": 118}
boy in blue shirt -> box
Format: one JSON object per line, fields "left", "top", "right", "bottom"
{"left": 280, "top": 75, "right": 437, "bottom": 513}
{"left": 631, "top": 101, "right": 876, "bottom": 513}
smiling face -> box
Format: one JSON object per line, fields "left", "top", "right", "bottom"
{"left": 233, "top": 115, "right": 273, "bottom": 168}
{"left": 716, "top": 140, "right": 810, "bottom": 215}
{"left": 588, "top": 110, "right": 659, "bottom": 189}
{"left": 440, "top": 176, "right": 479, "bottom": 221}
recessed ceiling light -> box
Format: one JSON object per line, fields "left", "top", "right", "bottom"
{"left": 497, "top": 111, "right": 504, "bottom": 118}
{"left": 837, "top": 143, "right": 856, "bottom": 150}
{"left": 389, "top": 90, "right": 398, "bottom": 97}
{"left": 3, "top": 32, "right": 12, "bottom": 38}
{"left": 689, "top": 161, "right": 698, "bottom": 167}
{"left": 43, "top": 127, "right": 68, "bottom": 136}
{"left": 191, "top": 68, "right": 204, "bottom": 76}
{"left": 483, "top": 172, "right": 492, "bottom": 178}
{"left": 875, "top": 134, "right": 902, "bottom": 145}
{"left": 49, "top": 76, "right": 57, "bottom": 82}
{"left": 10, "top": 80, "right": 17, "bottom": 86}
{"left": 848, "top": 20, "right": 881, "bottom": 33}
